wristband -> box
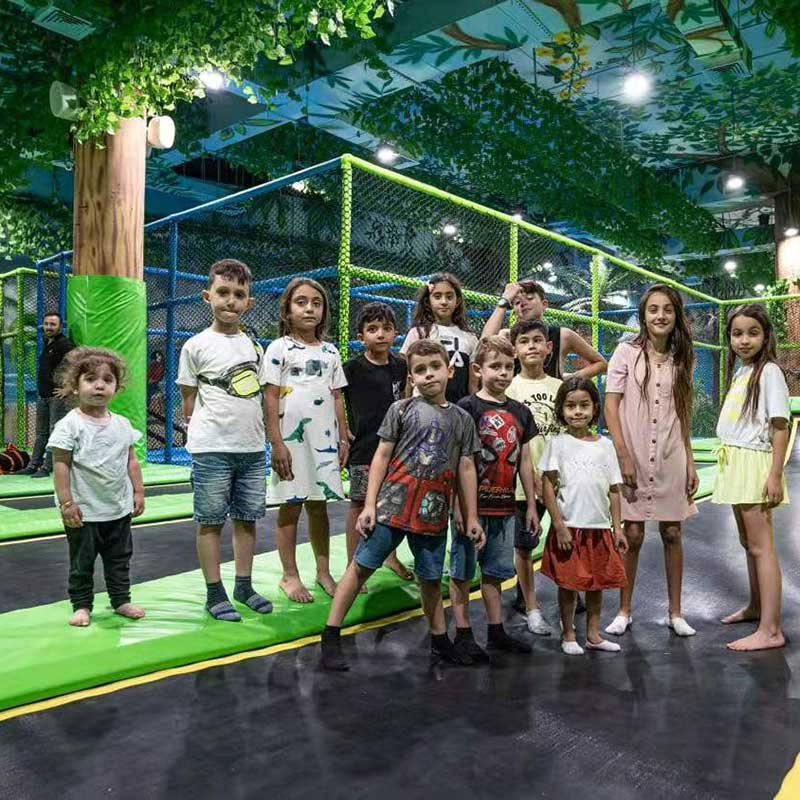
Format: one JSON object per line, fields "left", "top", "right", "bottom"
{"left": 497, "top": 297, "right": 511, "bottom": 309}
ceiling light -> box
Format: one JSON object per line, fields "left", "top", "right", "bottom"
{"left": 723, "top": 260, "right": 737, "bottom": 273}
{"left": 754, "top": 283, "right": 765, "bottom": 293}
{"left": 785, "top": 227, "right": 799, "bottom": 238}
{"left": 375, "top": 145, "right": 398, "bottom": 164}
{"left": 542, "top": 261, "right": 553, "bottom": 270}
{"left": 512, "top": 212, "right": 523, "bottom": 221}
{"left": 199, "top": 70, "right": 225, "bottom": 90}
{"left": 442, "top": 223, "right": 457, "bottom": 236}
{"left": 290, "top": 180, "right": 308, "bottom": 192}
{"left": 725, "top": 174, "right": 745, "bottom": 191}
{"left": 622, "top": 71, "right": 651, "bottom": 101}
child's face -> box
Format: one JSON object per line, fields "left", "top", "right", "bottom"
{"left": 475, "top": 350, "right": 514, "bottom": 395}
{"left": 289, "top": 284, "right": 324, "bottom": 336}
{"left": 429, "top": 281, "right": 458, "bottom": 324}
{"left": 515, "top": 330, "right": 551, "bottom": 368}
{"left": 78, "top": 364, "right": 117, "bottom": 408}
{"left": 729, "top": 314, "right": 765, "bottom": 363}
{"left": 359, "top": 318, "right": 396, "bottom": 355}
{"left": 408, "top": 353, "right": 453, "bottom": 401}
{"left": 561, "top": 389, "right": 595, "bottom": 431}
{"left": 643, "top": 291, "right": 676, "bottom": 340}
{"left": 203, "top": 275, "right": 254, "bottom": 325}
{"left": 512, "top": 289, "right": 546, "bottom": 321}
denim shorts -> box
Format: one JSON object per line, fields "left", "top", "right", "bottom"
{"left": 355, "top": 521, "right": 447, "bottom": 582}
{"left": 450, "top": 514, "right": 517, "bottom": 582}
{"left": 191, "top": 451, "right": 267, "bottom": 525}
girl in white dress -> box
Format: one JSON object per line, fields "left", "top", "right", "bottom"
{"left": 266, "top": 278, "right": 349, "bottom": 603}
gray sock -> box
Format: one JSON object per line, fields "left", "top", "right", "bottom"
{"left": 233, "top": 575, "right": 273, "bottom": 614}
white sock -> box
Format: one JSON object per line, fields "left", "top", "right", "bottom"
{"left": 669, "top": 616, "right": 696, "bottom": 637}
{"left": 561, "top": 640, "right": 584, "bottom": 656}
{"left": 526, "top": 609, "right": 554, "bottom": 636}
{"left": 585, "top": 639, "right": 622, "bottom": 652}
{"left": 605, "top": 614, "right": 632, "bottom": 636}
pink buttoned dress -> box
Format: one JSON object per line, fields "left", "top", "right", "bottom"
{"left": 605, "top": 342, "right": 697, "bottom": 522}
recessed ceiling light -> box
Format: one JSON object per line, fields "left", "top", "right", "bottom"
{"left": 375, "top": 145, "right": 398, "bottom": 164}
{"left": 442, "top": 223, "right": 457, "bottom": 236}
{"left": 199, "top": 70, "right": 225, "bottom": 90}
{"left": 725, "top": 174, "right": 745, "bottom": 191}
{"left": 622, "top": 71, "right": 651, "bottom": 101}
{"left": 754, "top": 283, "right": 765, "bottom": 293}
{"left": 785, "top": 227, "right": 799, "bottom": 238}
{"left": 723, "top": 260, "right": 737, "bottom": 273}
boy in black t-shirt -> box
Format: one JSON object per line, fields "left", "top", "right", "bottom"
{"left": 343, "top": 303, "right": 410, "bottom": 584}
{"left": 451, "top": 336, "right": 541, "bottom": 661}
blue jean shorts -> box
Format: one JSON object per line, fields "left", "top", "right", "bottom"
{"left": 449, "top": 514, "right": 517, "bottom": 582}
{"left": 191, "top": 451, "right": 267, "bottom": 525}
{"left": 355, "top": 521, "right": 447, "bottom": 582}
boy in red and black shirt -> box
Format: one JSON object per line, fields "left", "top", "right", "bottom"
{"left": 451, "top": 335, "right": 540, "bottom": 662}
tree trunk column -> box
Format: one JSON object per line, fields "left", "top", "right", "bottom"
{"left": 70, "top": 117, "right": 148, "bottom": 458}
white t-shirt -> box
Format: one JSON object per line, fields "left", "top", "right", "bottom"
{"left": 177, "top": 328, "right": 269, "bottom": 453}
{"left": 539, "top": 433, "right": 622, "bottom": 529}
{"left": 717, "top": 362, "right": 789, "bottom": 451}
{"left": 47, "top": 410, "right": 142, "bottom": 522}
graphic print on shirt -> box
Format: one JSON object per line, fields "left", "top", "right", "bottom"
{"left": 377, "top": 403, "right": 454, "bottom": 533}
{"left": 720, "top": 372, "right": 748, "bottom": 425}
{"left": 476, "top": 409, "right": 521, "bottom": 514}
{"left": 520, "top": 391, "right": 560, "bottom": 438}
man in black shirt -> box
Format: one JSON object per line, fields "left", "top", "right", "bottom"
{"left": 23, "top": 312, "right": 74, "bottom": 477}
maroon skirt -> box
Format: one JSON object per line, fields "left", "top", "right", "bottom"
{"left": 540, "top": 527, "right": 627, "bottom": 591}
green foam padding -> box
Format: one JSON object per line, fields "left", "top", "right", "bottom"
{"left": 691, "top": 437, "right": 720, "bottom": 452}
{"left": 0, "top": 463, "right": 190, "bottom": 499}
{"left": 693, "top": 451, "right": 718, "bottom": 463}
{"left": 0, "top": 491, "right": 194, "bottom": 541}
{"left": 791, "top": 397, "right": 800, "bottom": 415}
{"left": 0, "top": 530, "right": 545, "bottom": 712}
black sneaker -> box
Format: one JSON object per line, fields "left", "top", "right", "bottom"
{"left": 454, "top": 632, "right": 489, "bottom": 664}
{"left": 511, "top": 584, "right": 526, "bottom": 615}
{"left": 431, "top": 634, "right": 473, "bottom": 666}
{"left": 31, "top": 468, "right": 51, "bottom": 479}
{"left": 21, "top": 463, "right": 38, "bottom": 475}
{"left": 321, "top": 629, "right": 349, "bottom": 671}
{"left": 487, "top": 627, "right": 533, "bottom": 654}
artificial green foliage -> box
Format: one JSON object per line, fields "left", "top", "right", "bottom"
{"left": 750, "top": 0, "right": 800, "bottom": 55}
{"left": 0, "top": 197, "right": 72, "bottom": 263}
{"left": 0, "top": 0, "right": 391, "bottom": 191}
{"left": 351, "top": 59, "right": 721, "bottom": 266}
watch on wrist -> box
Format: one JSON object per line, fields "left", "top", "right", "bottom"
{"left": 497, "top": 297, "right": 511, "bottom": 309}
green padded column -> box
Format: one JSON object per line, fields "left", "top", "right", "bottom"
{"left": 67, "top": 274, "right": 147, "bottom": 461}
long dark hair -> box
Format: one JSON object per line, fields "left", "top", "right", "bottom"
{"left": 278, "top": 277, "right": 330, "bottom": 340}
{"left": 410, "top": 272, "right": 470, "bottom": 338}
{"left": 632, "top": 284, "right": 694, "bottom": 437}
{"left": 724, "top": 303, "right": 780, "bottom": 419}
{"left": 554, "top": 375, "right": 601, "bottom": 427}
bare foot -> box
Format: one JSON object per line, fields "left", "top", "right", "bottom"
{"left": 69, "top": 608, "right": 91, "bottom": 627}
{"left": 721, "top": 605, "right": 760, "bottom": 625}
{"left": 280, "top": 575, "right": 314, "bottom": 603}
{"left": 383, "top": 554, "right": 413, "bottom": 581}
{"left": 316, "top": 573, "right": 338, "bottom": 598}
{"left": 727, "top": 630, "right": 785, "bottom": 651}
{"left": 115, "top": 603, "right": 146, "bottom": 620}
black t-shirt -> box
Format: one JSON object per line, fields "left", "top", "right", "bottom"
{"left": 343, "top": 353, "right": 407, "bottom": 465}
{"left": 457, "top": 394, "right": 538, "bottom": 516}
{"left": 37, "top": 333, "right": 75, "bottom": 398}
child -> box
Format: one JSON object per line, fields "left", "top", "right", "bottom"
{"left": 266, "top": 277, "right": 349, "bottom": 603}
{"left": 713, "top": 304, "right": 790, "bottom": 651}
{"left": 604, "top": 284, "right": 699, "bottom": 637}
{"left": 178, "top": 259, "right": 272, "bottom": 622}
{"left": 540, "top": 377, "right": 628, "bottom": 655}
{"left": 400, "top": 272, "right": 479, "bottom": 402}
{"left": 450, "top": 336, "right": 540, "bottom": 661}
{"left": 321, "top": 339, "right": 483, "bottom": 671}
{"left": 48, "top": 347, "right": 145, "bottom": 627}
{"left": 482, "top": 279, "right": 606, "bottom": 380}
{"left": 343, "top": 302, "right": 411, "bottom": 584}
{"left": 505, "top": 319, "right": 562, "bottom": 633}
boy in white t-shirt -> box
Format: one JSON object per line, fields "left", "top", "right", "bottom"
{"left": 48, "top": 347, "right": 145, "bottom": 628}
{"left": 177, "top": 259, "right": 272, "bottom": 622}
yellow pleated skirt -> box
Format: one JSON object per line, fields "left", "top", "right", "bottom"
{"left": 711, "top": 444, "right": 789, "bottom": 506}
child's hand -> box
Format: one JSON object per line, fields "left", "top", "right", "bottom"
{"left": 502, "top": 282, "right": 521, "bottom": 303}
{"left": 61, "top": 502, "right": 83, "bottom": 528}
{"left": 466, "top": 518, "right": 486, "bottom": 552}
{"left": 686, "top": 464, "right": 699, "bottom": 497}
{"left": 270, "top": 442, "right": 293, "bottom": 481}
{"left": 338, "top": 438, "right": 349, "bottom": 469}
{"left": 534, "top": 474, "right": 543, "bottom": 501}
{"left": 133, "top": 490, "right": 145, "bottom": 518}
{"left": 614, "top": 528, "right": 628, "bottom": 555}
{"left": 555, "top": 523, "right": 572, "bottom": 552}
{"left": 453, "top": 504, "right": 464, "bottom": 535}
{"left": 620, "top": 455, "right": 637, "bottom": 488}
{"left": 763, "top": 472, "right": 784, "bottom": 507}
{"left": 525, "top": 506, "right": 541, "bottom": 536}
{"left": 356, "top": 505, "right": 376, "bottom": 538}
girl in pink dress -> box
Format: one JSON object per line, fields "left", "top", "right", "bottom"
{"left": 603, "top": 285, "right": 699, "bottom": 637}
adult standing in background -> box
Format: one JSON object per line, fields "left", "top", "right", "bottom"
{"left": 23, "top": 311, "right": 74, "bottom": 478}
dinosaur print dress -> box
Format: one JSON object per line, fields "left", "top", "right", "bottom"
{"left": 265, "top": 336, "right": 348, "bottom": 504}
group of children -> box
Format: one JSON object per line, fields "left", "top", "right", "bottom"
{"left": 46, "top": 261, "right": 792, "bottom": 662}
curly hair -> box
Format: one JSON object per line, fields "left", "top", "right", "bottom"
{"left": 278, "top": 277, "right": 330, "bottom": 340}
{"left": 409, "top": 272, "right": 470, "bottom": 338}
{"left": 57, "top": 346, "right": 127, "bottom": 400}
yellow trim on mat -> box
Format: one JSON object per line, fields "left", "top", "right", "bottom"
{"left": 0, "top": 569, "right": 537, "bottom": 722}
{"left": 776, "top": 752, "right": 800, "bottom": 799}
